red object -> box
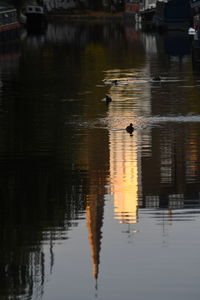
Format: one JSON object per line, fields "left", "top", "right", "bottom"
{"left": 125, "top": 3, "right": 140, "bottom": 13}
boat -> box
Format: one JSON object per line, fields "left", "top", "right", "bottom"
{"left": 188, "top": 27, "right": 196, "bottom": 35}
{"left": 22, "top": 5, "right": 47, "bottom": 33}
{"left": 191, "top": 0, "right": 200, "bottom": 20}
{"left": 190, "top": 0, "right": 200, "bottom": 31}
{"left": 138, "top": 0, "right": 156, "bottom": 29}
{"left": 190, "top": 0, "right": 200, "bottom": 66}
{"left": 153, "top": 0, "right": 191, "bottom": 31}
{"left": 0, "top": 4, "right": 20, "bottom": 33}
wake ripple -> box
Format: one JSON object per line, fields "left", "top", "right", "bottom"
{"left": 66, "top": 115, "right": 200, "bottom": 129}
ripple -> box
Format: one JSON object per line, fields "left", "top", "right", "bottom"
{"left": 98, "top": 115, "right": 200, "bottom": 129}
{"left": 66, "top": 114, "right": 200, "bottom": 130}
{"left": 103, "top": 78, "right": 186, "bottom": 85}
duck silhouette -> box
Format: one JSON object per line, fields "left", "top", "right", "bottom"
{"left": 126, "top": 123, "right": 134, "bottom": 134}
{"left": 105, "top": 95, "right": 112, "bottom": 103}
{"left": 152, "top": 75, "right": 161, "bottom": 81}
{"left": 112, "top": 80, "right": 118, "bottom": 85}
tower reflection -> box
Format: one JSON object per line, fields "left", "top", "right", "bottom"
{"left": 86, "top": 190, "right": 104, "bottom": 281}
{"left": 109, "top": 129, "right": 140, "bottom": 223}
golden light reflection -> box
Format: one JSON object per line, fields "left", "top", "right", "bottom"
{"left": 186, "top": 133, "right": 199, "bottom": 180}
{"left": 105, "top": 68, "right": 147, "bottom": 224}
{"left": 110, "top": 130, "right": 140, "bottom": 223}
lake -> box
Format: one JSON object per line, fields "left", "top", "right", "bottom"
{"left": 0, "top": 20, "right": 200, "bottom": 300}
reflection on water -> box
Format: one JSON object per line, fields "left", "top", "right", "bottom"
{"left": 0, "top": 21, "right": 200, "bottom": 300}
{"left": 110, "top": 129, "right": 139, "bottom": 223}
{"left": 108, "top": 88, "right": 141, "bottom": 223}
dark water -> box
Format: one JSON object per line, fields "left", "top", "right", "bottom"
{"left": 0, "top": 21, "right": 200, "bottom": 300}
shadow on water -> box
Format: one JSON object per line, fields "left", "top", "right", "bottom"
{"left": 0, "top": 161, "right": 87, "bottom": 298}
{"left": 0, "top": 29, "right": 90, "bottom": 298}
{"left": 0, "top": 97, "right": 89, "bottom": 298}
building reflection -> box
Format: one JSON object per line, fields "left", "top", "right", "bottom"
{"left": 109, "top": 129, "right": 140, "bottom": 224}
{"left": 84, "top": 25, "right": 200, "bottom": 285}
{"left": 104, "top": 26, "right": 200, "bottom": 218}
{"left": 0, "top": 160, "right": 87, "bottom": 299}
{"left": 1, "top": 21, "right": 200, "bottom": 300}
{"left": 0, "top": 35, "right": 88, "bottom": 299}
{"left": 140, "top": 28, "right": 200, "bottom": 209}
{"left": 104, "top": 42, "right": 151, "bottom": 223}
{"left": 0, "top": 20, "right": 128, "bottom": 297}
{"left": 141, "top": 124, "right": 200, "bottom": 209}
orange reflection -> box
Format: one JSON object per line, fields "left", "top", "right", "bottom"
{"left": 105, "top": 67, "right": 146, "bottom": 224}
{"left": 105, "top": 68, "right": 148, "bottom": 224}
{"left": 86, "top": 188, "right": 105, "bottom": 281}
{"left": 109, "top": 130, "right": 140, "bottom": 224}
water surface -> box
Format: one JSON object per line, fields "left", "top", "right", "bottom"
{"left": 0, "top": 21, "right": 200, "bottom": 300}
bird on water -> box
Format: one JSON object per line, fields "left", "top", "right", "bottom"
{"left": 126, "top": 123, "right": 134, "bottom": 134}
{"left": 152, "top": 75, "right": 161, "bottom": 81}
{"left": 105, "top": 95, "right": 112, "bottom": 103}
{"left": 112, "top": 80, "right": 118, "bottom": 85}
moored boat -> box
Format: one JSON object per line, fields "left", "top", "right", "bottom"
{"left": 0, "top": 4, "right": 20, "bottom": 33}
{"left": 153, "top": 0, "right": 191, "bottom": 31}
{"left": 190, "top": 0, "right": 200, "bottom": 65}
{"left": 140, "top": 7, "right": 156, "bottom": 30}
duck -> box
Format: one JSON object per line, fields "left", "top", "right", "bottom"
{"left": 112, "top": 80, "right": 118, "bottom": 85}
{"left": 105, "top": 95, "right": 112, "bottom": 103}
{"left": 152, "top": 75, "right": 161, "bottom": 81}
{"left": 126, "top": 123, "right": 134, "bottom": 134}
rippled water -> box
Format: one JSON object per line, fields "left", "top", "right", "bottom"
{"left": 0, "top": 22, "right": 200, "bottom": 300}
